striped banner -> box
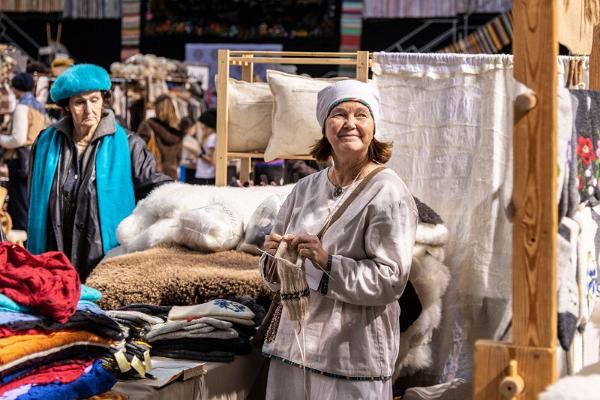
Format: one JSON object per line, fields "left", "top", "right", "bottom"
{"left": 339, "top": 0, "right": 364, "bottom": 76}
{"left": 340, "top": 0, "right": 363, "bottom": 52}
{"left": 0, "top": 0, "right": 63, "bottom": 12}
{"left": 440, "top": 12, "right": 512, "bottom": 54}
{"left": 363, "top": 0, "right": 457, "bottom": 18}
{"left": 120, "top": 0, "right": 140, "bottom": 60}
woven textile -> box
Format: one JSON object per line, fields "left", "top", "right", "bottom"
{"left": 372, "top": 52, "right": 515, "bottom": 387}
{"left": 440, "top": 13, "right": 512, "bottom": 54}
{"left": 120, "top": 0, "right": 140, "bottom": 60}
{"left": 0, "top": 0, "right": 63, "bottom": 12}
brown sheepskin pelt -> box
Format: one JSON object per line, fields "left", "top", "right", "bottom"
{"left": 86, "top": 244, "right": 271, "bottom": 310}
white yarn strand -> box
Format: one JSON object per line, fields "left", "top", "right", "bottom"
{"left": 256, "top": 247, "right": 335, "bottom": 281}
{"left": 276, "top": 240, "right": 310, "bottom": 321}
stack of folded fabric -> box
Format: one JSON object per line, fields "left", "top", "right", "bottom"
{"left": 102, "top": 309, "right": 160, "bottom": 379}
{"left": 145, "top": 299, "right": 258, "bottom": 363}
{"left": 0, "top": 243, "right": 121, "bottom": 399}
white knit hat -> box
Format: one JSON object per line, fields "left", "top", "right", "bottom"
{"left": 316, "top": 80, "right": 380, "bottom": 130}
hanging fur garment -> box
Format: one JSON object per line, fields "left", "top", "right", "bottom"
{"left": 564, "top": 0, "right": 600, "bottom": 25}
{"left": 275, "top": 240, "right": 309, "bottom": 321}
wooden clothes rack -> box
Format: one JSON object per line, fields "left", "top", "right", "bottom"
{"left": 214, "top": 50, "right": 371, "bottom": 186}
{"left": 474, "top": 1, "right": 600, "bottom": 399}
{"left": 213, "top": 18, "right": 598, "bottom": 397}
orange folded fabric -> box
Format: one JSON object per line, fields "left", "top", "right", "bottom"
{"left": 0, "top": 330, "right": 113, "bottom": 366}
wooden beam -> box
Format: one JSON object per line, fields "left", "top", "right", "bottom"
{"left": 241, "top": 54, "right": 254, "bottom": 83}
{"left": 474, "top": 1, "right": 558, "bottom": 398}
{"left": 511, "top": 0, "right": 558, "bottom": 350}
{"left": 356, "top": 51, "right": 370, "bottom": 82}
{"left": 474, "top": 341, "right": 555, "bottom": 400}
{"left": 238, "top": 55, "right": 254, "bottom": 184}
{"left": 590, "top": 24, "right": 600, "bottom": 90}
{"left": 215, "top": 49, "right": 230, "bottom": 186}
{"left": 240, "top": 158, "right": 251, "bottom": 184}
{"left": 229, "top": 57, "right": 360, "bottom": 65}
{"left": 229, "top": 51, "right": 362, "bottom": 57}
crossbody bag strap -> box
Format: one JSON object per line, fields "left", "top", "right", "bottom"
{"left": 317, "top": 165, "right": 386, "bottom": 239}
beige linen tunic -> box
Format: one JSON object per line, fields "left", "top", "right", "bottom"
{"left": 261, "top": 167, "right": 418, "bottom": 380}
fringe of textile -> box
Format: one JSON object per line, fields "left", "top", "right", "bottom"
{"left": 566, "top": 58, "right": 585, "bottom": 89}
{"left": 275, "top": 241, "right": 309, "bottom": 322}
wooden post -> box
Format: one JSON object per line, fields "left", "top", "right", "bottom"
{"left": 512, "top": 0, "right": 558, "bottom": 352}
{"left": 356, "top": 51, "right": 369, "bottom": 82}
{"left": 240, "top": 55, "right": 254, "bottom": 183}
{"left": 474, "top": 0, "right": 558, "bottom": 399}
{"left": 215, "top": 49, "right": 230, "bottom": 186}
{"left": 241, "top": 54, "right": 254, "bottom": 82}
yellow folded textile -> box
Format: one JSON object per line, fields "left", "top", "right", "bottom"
{"left": 0, "top": 330, "right": 114, "bottom": 365}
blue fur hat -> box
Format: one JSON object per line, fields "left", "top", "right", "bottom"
{"left": 50, "top": 64, "right": 111, "bottom": 102}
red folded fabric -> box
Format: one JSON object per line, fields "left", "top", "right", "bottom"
{"left": 0, "top": 359, "right": 92, "bottom": 395}
{"left": 0, "top": 243, "right": 80, "bottom": 323}
{"left": 0, "top": 327, "right": 47, "bottom": 339}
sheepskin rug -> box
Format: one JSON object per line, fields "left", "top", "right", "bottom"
{"left": 86, "top": 244, "right": 270, "bottom": 310}
{"left": 116, "top": 182, "right": 294, "bottom": 253}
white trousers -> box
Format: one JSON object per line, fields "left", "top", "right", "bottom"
{"left": 265, "top": 359, "right": 392, "bottom": 400}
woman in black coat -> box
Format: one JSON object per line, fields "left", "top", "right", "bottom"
{"left": 28, "top": 64, "right": 171, "bottom": 281}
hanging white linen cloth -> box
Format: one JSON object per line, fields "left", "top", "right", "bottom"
{"left": 372, "top": 52, "right": 517, "bottom": 390}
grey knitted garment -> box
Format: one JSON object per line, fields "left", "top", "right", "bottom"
{"left": 570, "top": 90, "right": 600, "bottom": 202}
{"left": 106, "top": 310, "right": 165, "bottom": 325}
{"left": 146, "top": 317, "right": 233, "bottom": 341}
{"left": 557, "top": 219, "right": 579, "bottom": 351}
{"left": 147, "top": 328, "right": 239, "bottom": 343}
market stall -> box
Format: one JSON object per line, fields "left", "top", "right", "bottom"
{"left": 2, "top": 2, "right": 600, "bottom": 399}
{"left": 195, "top": 22, "right": 600, "bottom": 398}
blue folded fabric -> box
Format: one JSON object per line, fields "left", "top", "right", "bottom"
{"left": 0, "top": 285, "right": 101, "bottom": 315}
{"left": 15, "top": 360, "right": 116, "bottom": 400}
{"left": 0, "top": 285, "right": 103, "bottom": 315}
{"left": 76, "top": 301, "right": 104, "bottom": 315}
{"left": 0, "top": 302, "right": 106, "bottom": 328}
{"left": 0, "top": 311, "right": 40, "bottom": 326}
{"left": 0, "top": 295, "right": 31, "bottom": 314}
{"left": 80, "top": 285, "right": 102, "bottom": 302}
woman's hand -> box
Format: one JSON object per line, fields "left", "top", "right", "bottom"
{"left": 291, "top": 234, "right": 329, "bottom": 269}
{"left": 262, "top": 233, "right": 283, "bottom": 283}
{"left": 264, "top": 233, "right": 283, "bottom": 256}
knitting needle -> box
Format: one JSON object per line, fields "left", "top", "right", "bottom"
{"left": 254, "top": 247, "right": 334, "bottom": 280}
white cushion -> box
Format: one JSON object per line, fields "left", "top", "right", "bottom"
{"left": 227, "top": 78, "right": 273, "bottom": 152}
{"left": 264, "top": 70, "right": 344, "bottom": 161}
{"left": 237, "top": 194, "right": 286, "bottom": 255}
{"left": 174, "top": 203, "right": 244, "bottom": 252}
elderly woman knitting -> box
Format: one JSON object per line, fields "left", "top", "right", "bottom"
{"left": 28, "top": 64, "right": 171, "bottom": 282}
{"left": 261, "top": 80, "right": 418, "bottom": 399}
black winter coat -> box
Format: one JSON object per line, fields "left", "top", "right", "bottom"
{"left": 29, "top": 111, "right": 172, "bottom": 282}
